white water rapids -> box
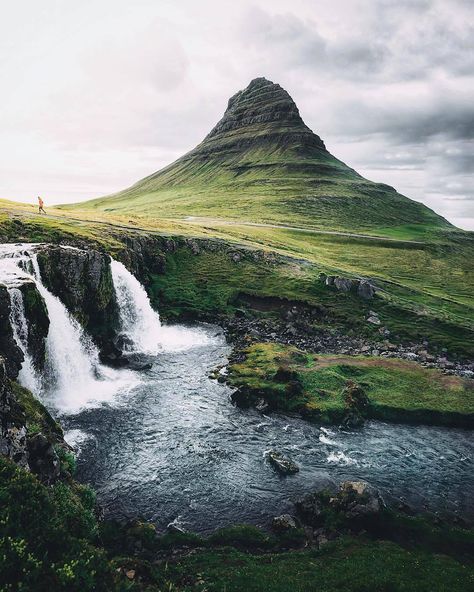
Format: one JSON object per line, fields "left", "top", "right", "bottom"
{"left": 0, "top": 244, "right": 211, "bottom": 413}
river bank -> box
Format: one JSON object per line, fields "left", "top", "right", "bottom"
{"left": 224, "top": 342, "right": 474, "bottom": 428}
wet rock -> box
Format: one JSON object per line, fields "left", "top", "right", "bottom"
{"left": 0, "top": 286, "right": 24, "bottom": 378}
{"left": 0, "top": 359, "right": 29, "bottom": 468}
{"left": 36, "top": 245, "right": 118, "bottom": 351}
{"left": 267, "top": 450, "right": 299, "bottom": 475}
{"left": 27, "top": 432, "right": 60, "bottom": 484}
{"left": 272, "top": 514, "right": 298, "bottom": 532}
{"left": 295, "top": 492, "right": 325, "bottom": 527}
{"left": 255, "top": 398, "right": 270, "bottom": 412}
{"left": 18, "top": 281, "right": 49, "bottom": 370}
{"left": 330, "top": 481, "right": 384, "bottom": 520}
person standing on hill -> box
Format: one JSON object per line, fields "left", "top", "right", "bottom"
{"left": 37, "top": 196, "right": 46, "bottom": 214}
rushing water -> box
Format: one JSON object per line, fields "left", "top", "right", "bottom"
{"left": 1, "top": 243, "right": 473, "bottom": 534}
{"left": 64, "top": 326, "right": 474, "bottom": 534}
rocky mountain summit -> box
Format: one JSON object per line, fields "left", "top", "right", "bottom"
{"left": 201, "top": 76, "right": 326, "bottom": 154}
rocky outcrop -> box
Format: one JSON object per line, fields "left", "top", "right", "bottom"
{"left": 296, "top": 481, "right": 385, "bottom": 531}
{"left": 0, "top": 356, "right": 63, "bottom": 483}
{"left": 36, "top": 245, "right": 118, "bottom": 348}
{"left": 27, "top": 433, "right": 60, "bottom": 484}
{"left": 0, "top": 358, "right": 28, "bottom": 468}
{"left": 321, "top": 274, "right": 377, "bottom": 299}
{"left": 330, "top": 481, "right": 385, "bottom": 520}
{"left": 0, "top": 286, "right": 24, "bottom": 378}
{"left": 18, "top": 281, "right": 49, "bottom": 370}
{"left": 202, "top": 77, "right": 326, "bottom": 155}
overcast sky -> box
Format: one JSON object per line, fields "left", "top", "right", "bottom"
{"left": 1, "top": 0, "right": 473, "bottom": 229}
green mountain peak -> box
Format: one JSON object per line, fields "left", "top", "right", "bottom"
{"left": 73, "top": 78, "right": 450, "bottom": 234}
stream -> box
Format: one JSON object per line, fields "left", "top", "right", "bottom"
{"left": 64, "top": 326, "right": 474, "bottom": 534}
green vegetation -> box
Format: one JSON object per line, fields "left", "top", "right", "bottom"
{"left": 228, "top": 343, "right": 474, "bottom": 426}
{"left": 0, "top": 456, "right": 115, "bottom": 592}
{"left": 163, "top": 539, "right": 473, "bottom": 592}
{"left": 71, "top": 79, "right": 450, "bottom": 236}
{"left": 9, "top": 380, "right": 63, "bottom": 440}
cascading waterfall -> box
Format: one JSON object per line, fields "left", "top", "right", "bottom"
{"left": 0, "top": 243, "right": 211, "bottom": 412}
{"left": 110, "top": 259, "right": 162, "bottom": 354}
{"left": 0, "top": 245, "right": 138, "bottom": 412}
{"left": 110, "top": 259, "right": 213, "bottom": 353}
{"left": 8, "top": 287, "right": 40, "bottom": 394}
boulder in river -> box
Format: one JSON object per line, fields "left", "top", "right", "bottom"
{"left": 267, "top": 450, "right": 299, "bottom": 475}
{"left": 272, "top": 514, "right": 298, "bottom": 532}
{"left": 330, "top": 480, "right": 384, "bottom": 519}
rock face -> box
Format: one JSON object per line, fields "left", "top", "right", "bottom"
{"left": 0, "top": 358, "right": 28, "bottom": 468}
{"left": 27, "top": 433, "right": 60, "bottom": 484}
{"left": 295, "top": 492, "right": 325, "bottom": 527}
{"left": 18, "top": 281, "right": 49, "bottom": 370}
{"left": 202, "top": 77, "right": 326, "bottom": 155}
{"left": 0, "top": 286, "right": 24, "bottom": 378}
{"left": 36, "top": 245, "right": 118, "bottom": 348}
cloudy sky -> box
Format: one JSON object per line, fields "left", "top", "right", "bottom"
{"left": 1, "top": 0, "right": 473, "bottom": 229}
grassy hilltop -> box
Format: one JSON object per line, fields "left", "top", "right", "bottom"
{"left": 69, "top": 78, "right": 449, "bottom": 235}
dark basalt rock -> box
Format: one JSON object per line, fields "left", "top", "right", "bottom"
{"left": 0, "top": 286, "right": 24, "bottom": 378}
{"left": 18, "top": 281, "right": 49, "bottom": 370}
{"left": 272, "top": 514, "right": 299, "bottom": 532}
{"left": 330, "top": 481, "right": 385, "bottom": 520}
{"left": 267, "top": 450, "right": 299, "bottom": 475}
{"left": 0, "top": 358, "right": 28, "bottom": 468}
{"left": 27, "top": 432, "right": 60, "bottom": 484}
{"left": 295, "top": 492, "right": 325, "bottom": 527}
{"left": 36, "top": 245, "right": 118, "bottom": 350}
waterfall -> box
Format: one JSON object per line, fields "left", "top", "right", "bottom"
{"left": 0, "top": 243, "right": 212, "bottom": 413}
{"left": 110, "top": 259, "right": 213, "bottom": 353}
{"left": 0, "top": 245, "right": 138, "bottom": 412}
{"left": 110, "top": 259, "right": 162, "bottom": 354}
{"left": 8, "top": 287, "right": 40, "bottom": 393}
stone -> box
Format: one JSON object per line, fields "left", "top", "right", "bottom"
{"left": 267, "top": 450, "right": 299, "bottom": 475}
{"left": 272, "top": 514, "right": 298, "bottom": 532}
{"left": 333, "top": 277, "right": 355, "bottom": 292}
{"left": 357, "top": 280, "right": 376, "bottom": 299}
{"left": 27, "top": 433, "right": 60, "bottom": 484}
{"left": 295, "top": 492, "right": 325, "bottom": 527}
{"left": 331, "top": 481, "right": 384, "bottom": 520}
{"left": 367, "top": 315, "right": 381, "bottom": 326}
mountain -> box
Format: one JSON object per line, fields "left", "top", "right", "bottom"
{"left": 72, "top": 77, "right": 450, "bottom": 233}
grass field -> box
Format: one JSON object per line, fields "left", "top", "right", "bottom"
{"left": 227, "top": 343, "right": 474, "bottom": 426}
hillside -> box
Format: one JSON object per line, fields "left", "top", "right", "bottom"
{"left": 69, "top": 78, "right": 451, "bottom": 235}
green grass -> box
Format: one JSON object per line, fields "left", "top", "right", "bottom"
{"left": 164, "top": 538, "right": 473, "bottom": 592}
{"left": 228, "top": 343, "right": 474, "bottom": 426}
{"left": 1, "top": 199, "right": 474, "bottom": 357}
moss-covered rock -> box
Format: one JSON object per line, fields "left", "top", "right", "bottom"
{"left": 36, "top": 246, "right": 118, "bottom": 349}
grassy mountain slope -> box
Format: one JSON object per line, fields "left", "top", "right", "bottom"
{"left": 68, "top": 78, "right": 451, "bottom": 235}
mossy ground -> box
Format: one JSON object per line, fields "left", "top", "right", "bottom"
{"left": 227, "top": 343, "right": 474, "bottom": 426}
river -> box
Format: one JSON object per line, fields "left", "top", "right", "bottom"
{"left": 63, "top": 325, "right": 473, "bottom": 534}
